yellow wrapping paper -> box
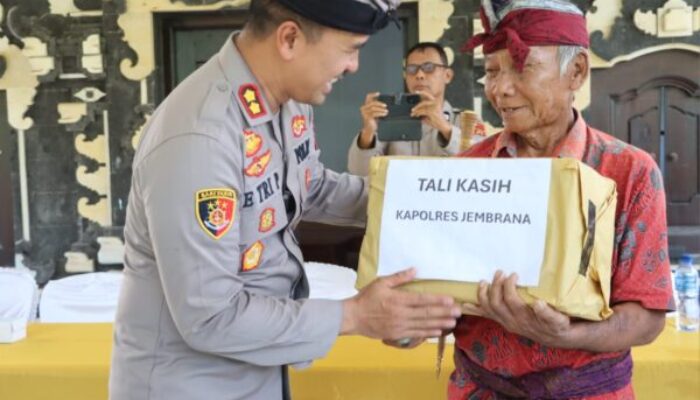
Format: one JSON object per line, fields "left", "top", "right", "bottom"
{"left": 356, "top": 156, "right": 617, "bottom": 321}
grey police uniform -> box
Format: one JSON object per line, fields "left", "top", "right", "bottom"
{"left": 347, "top": 101, "right": 463, "bottom": 175}
{"left": 109, "top": 34, "right": 367, "bottom": 400}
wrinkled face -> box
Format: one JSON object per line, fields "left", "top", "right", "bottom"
{"left": 484, "top": 46, "right": 573, "bottom": 135}
{"left": 404, "top": 48, "right": 452, "bottom": 99}
{"left": 287, "top": 28, "right": 369, "bottom": 105}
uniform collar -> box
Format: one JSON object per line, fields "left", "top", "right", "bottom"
{"left": 442, "top": 99, "right": 453, "bottom": 114}
{"left": 217, "top": 32, "right": 274, "bottom": 127}
{"left": 491, "top": 108, "right": 587, "bottom": 159}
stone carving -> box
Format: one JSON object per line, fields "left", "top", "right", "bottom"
{"left": 82, "top": 34, "right": 103, "bottom": 74}
{"left": 590, "top": 0, "right": 700, "bottom": 63}
{"left": 634, "top": 0, "right": 698, "bottom": 38}
{"left": 131, "top": 119, "right": 146, "bottom": 150}
{"left": 418, "top": 0, "right": 454, "bottom": 43}
{"left": 77, "top": 197, "right": 111, "bottom": 227}
{"left": 0, "top": 37, "right": 39, "bottom": 131}
{"left": 74, "top": 110, "right": 112, "bottom": 228}
{"left": 74, "top": 86, "right": 106, "bottom": 103}
{"left": 76, "top": 165, "right": 109, "bottom": 195}
{"left": 96, "top": 236, "right": 125, "bottom": 265}
{"left": 75, "top": 132, "right": 108, "bottom": 164}
{"left": 21, "top": 37, "right": 55, "bottom": 77}
{"left": 63, "top": 250, "right": 94, "bottom": 273}
{"left": 587, "top": 0, "right": 623, "bottom": 40}
{"left": 57, "top": 102, "right": 88, "bottom": 124}
{"left": 117, "top": 0, "right": 247, "bottom": 81}
{"left": 49, "top": 0, "right": 102, "bottom": 17}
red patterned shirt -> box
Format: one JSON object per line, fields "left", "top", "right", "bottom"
{"left": 449, "top": 111, "right": 674, "bottom": 400}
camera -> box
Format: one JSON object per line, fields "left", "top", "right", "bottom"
{"left": 376, "top": 93, "right": 422, "bottom": 142}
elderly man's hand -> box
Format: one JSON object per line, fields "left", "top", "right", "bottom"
{"left": 461, "top": 270, "right": 572, "bottom": 347}
{"left": 411, "top": 91, "right": 452, "bottom": 140}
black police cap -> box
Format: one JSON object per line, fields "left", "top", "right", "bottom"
{"left": 275, "top": 0, "right": 400, "bottom": 34}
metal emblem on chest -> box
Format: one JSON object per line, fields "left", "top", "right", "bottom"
{"left": 242, "top": 241, "right": 264, "bottom": 271}
{"left": 291, "top": 115, "right": 307, "bottom": 138}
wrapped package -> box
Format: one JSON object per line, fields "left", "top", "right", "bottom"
{"left": 356, "top": 156, "right": 617, "bottom": 321}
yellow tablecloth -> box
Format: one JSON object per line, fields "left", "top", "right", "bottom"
{"left": 0, "top": 320, "right": 697, "bottom": 399}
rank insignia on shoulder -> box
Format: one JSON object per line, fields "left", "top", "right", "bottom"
{"left": 258, "top": 208, "right": 276, "bottom": 233}
{"left": 291, "top": 115, "right": 307, "bottom": 138}
{"left": 238, "top": 84, "right": 267, "bottom": 119}
{"left": 242, "top": 241, "right": 264, "bottom": 271}
{"left": 244, "top": 130, "right": 263, "bottom": 158}
{"left": 244, "top": 149, "right": 272, "bottom": 177}
{"left": 195, "top": 188, "right": 236, "bottom": 240}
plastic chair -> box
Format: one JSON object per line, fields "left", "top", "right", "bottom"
{"left": 0, "top": 268, "right": 38, "bottom": 321}
{"left": 39, "top": 272, "right": 122, "bottom": 323}
{"left": 0, "top": 267, "right": 39, "bottom": 342}
{"left": 303, "top": 262, "right": 358, "bottom": 300}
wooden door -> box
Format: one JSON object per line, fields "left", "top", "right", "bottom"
{"left": 588, "top": 50, "right": 700, "bottom": 256}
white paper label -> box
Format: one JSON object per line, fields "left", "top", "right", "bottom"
{"left": 377, "top": 158, "right": 551, "bottom": 286}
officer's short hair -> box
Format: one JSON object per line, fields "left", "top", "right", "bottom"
{"left": 247, "top": 0, "right": 324, "bottom": 42}
{"left": 405, "top": 42, "right": 449, "bottom": 65}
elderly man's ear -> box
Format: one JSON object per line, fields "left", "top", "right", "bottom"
{"left": 568, "top": 52, "right": 589, "bottom": 91}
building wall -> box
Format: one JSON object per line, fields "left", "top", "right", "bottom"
{"left": 0, "top": 0, "right": 698, "bottom": 283}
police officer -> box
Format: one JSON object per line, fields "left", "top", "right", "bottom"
{"left": 109, "top": 1, "right": 461, "bottom": 399}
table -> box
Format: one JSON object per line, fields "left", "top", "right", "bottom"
{"left": 0, "top": 320, "right": 697, "bottom": 399}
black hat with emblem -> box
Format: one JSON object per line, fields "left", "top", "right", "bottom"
{"left": 274, "top": 0, "right": 401, "bottom": 35}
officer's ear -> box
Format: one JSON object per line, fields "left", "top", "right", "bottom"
{"left": 276, "top": 21, "right": 304, "bottom": 61}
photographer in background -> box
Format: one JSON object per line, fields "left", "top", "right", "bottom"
{"left": 347, "top": 42, "right": 483, "bottom": 175}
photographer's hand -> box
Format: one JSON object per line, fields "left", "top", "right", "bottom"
{"left": 358, "top": 92, "right": 388, "bottom": 149}
{"left": 411, "top": 91, "right": 452, "bottom": 141}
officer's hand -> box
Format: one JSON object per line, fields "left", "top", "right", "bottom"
{"left": 358, "top": 92, "right": 387, "bottom": 149}
{"left": 460, "top": 270, "right": 572, "bottom": 347}
{"left": 341, "top": 268, "right": 461, "bottom": 340}
{"left": 411, "top": 91, "right": 452, "bottom": 138}
{"left": 382, "top": 337, "right": 426, "bottom": 349}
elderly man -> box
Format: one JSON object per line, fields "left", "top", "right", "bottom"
{"left": 450, "top": 1, "right": 674, "bottom": 399}
{"left": 109, "top": 1, "right": 461, "bottom": 399}
{"left": 348, "top": 42, "right": 484, "bottom": 176}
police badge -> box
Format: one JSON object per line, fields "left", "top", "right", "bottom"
{"left": 195, "top": 188, "right": 236, "bottom": 240}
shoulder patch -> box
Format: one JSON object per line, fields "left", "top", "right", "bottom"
{"left": 238, "top": 84, "right": 267, "bottom": 119}
{"left": 196, "top": 188, "right": 236, "bottom": 240}
{"left": 242, "top": 241, "right": 264, "bottom": 271}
